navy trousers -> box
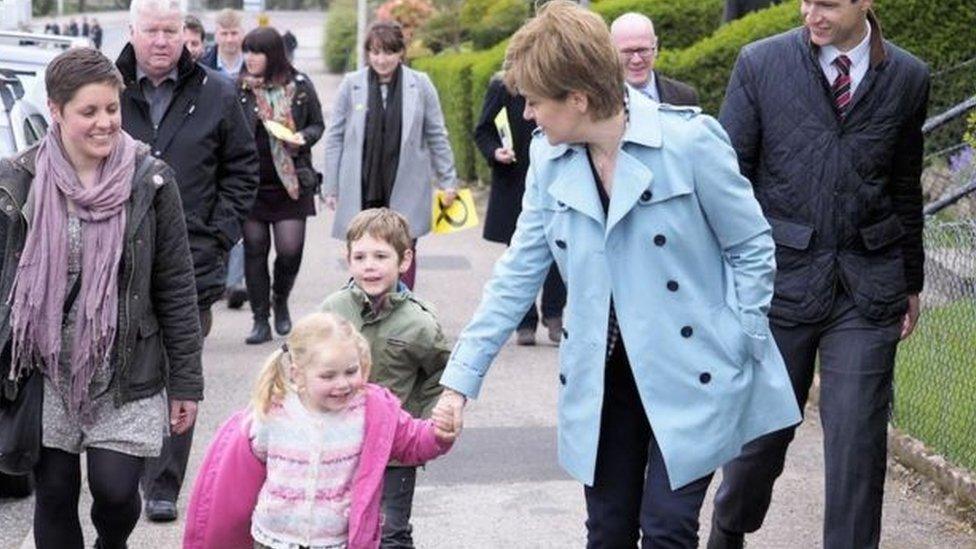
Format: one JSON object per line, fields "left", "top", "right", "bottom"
{"left": 584, "top": 340, "right": 713, "bottom": 548}
{"left": 711, "top": 291, "right": 901, "bottom": 548}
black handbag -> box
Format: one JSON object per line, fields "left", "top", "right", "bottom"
{"left": 0, "top": 275, "right": 82, "bottom": 475}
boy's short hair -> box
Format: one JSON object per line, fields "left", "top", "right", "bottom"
{"left": 345, "top": 208, "right": 413, "bottom": 261}
{"left": 215, "top": 8, "right": 242, "bottom": 29}
{"left": 183, "top": 14, "right": 205, "bottom": 39}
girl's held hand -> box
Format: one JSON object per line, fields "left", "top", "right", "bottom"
{"left": 432, "top": 407, "right": 458, "bottom": 443}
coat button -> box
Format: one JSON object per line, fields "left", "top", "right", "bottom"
{"left": 561, "top": 328, "right": 568, "bottom": 339}
{"left": 640, "top": 190, "right": 652, "bottom": 202}
{"left": 153, "top": 150, "right": 162, "bottom": 157}
{"left": 667, "top": 280, "right": 679, "bottom": 292}
{"left": 681, "top": 326, "right": 693, "bottom": 338}
{"left": 654, "top": 234, "right": 666, "bottom": 246}
{"left": 559, "top": 374, "right": 567, "bottom": 385}
{"left": 133, "top": 294, "right": 139, "bottom": 300}
{"left": 699, "top": 372, "right": 711, "bottom": 384}
{"left": 555, "top": 239, "right": 567, "bottom": 249}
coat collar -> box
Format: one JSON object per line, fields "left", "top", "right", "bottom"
{"left": 544, "top": 87, "right": 661, "bottom": 236}
{"left": 116, "top": 43, "right": 199, "bottom": 88}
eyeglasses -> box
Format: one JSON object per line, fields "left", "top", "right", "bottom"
{"left": 619, "top": 45, "right": 657, "bottom": 60}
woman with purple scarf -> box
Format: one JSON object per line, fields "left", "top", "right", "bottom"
{"left": 0, "top": 48, "right": 203, "bottom": 548}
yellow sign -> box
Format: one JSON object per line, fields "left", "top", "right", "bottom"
{"left": 494, "top": 107, "right": 514, "bottom": 153}
{"left": 432, "top": 189, "right": 479, "bottom": 235}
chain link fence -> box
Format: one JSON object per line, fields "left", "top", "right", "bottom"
{"left": 893, "top": 219, "right": 976, "bottom": 472}
{"left": 892, "top": 76, "right": 976, "bottom": 475}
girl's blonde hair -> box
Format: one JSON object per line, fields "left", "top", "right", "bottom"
{"left": 251, "top": 313, "right": 372, "bottom": 417}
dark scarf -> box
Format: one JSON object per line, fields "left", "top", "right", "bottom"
{"left": 361, "top": 64, "right": 403, "bottom": 208}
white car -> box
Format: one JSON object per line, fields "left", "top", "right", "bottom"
{"left": 0, "top": 31, "right": 80, "bottom": 156}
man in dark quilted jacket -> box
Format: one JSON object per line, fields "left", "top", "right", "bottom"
{"left": 707, "top": 1, "right": 928, "bottom": 548}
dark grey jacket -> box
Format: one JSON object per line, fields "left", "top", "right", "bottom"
{"left": 719, "top": 15, "right": 928, "bottom": 324}
{"left": 237, "top": 72, "right": 325, "bottom": 196}
{"left": 116, "top": 45, "right": 259, "bottom": 309}
{"left": 0, "top": 146, "right": 203, "bottom": 405}
{"left": 656, "top": 72, "right": 699, "bottom": 107}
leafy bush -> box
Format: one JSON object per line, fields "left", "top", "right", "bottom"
{"left": 469, "top": 0, "right": 530, "bottom": 50}
{"left": 324, "top": 0, "right": 359, "bottom": 74}
{"left": 592, "top": 0, "right": 724, "bottom": 51}
{"left": 418, "top": 0, "right": 467, "bottom": 53}
{"left": 376, "top": 0, "right": 436, "bottom": 42}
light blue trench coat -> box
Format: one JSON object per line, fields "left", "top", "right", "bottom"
{"left": 440, "top": 90, "right": 802, "bottom": 489}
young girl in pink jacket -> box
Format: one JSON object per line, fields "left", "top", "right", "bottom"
{"left": 183, "top": 313, "right": 456, "bottom": 549}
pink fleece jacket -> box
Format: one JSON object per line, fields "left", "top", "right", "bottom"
{"left": 182, "top": 384, "right": 452, "bottom": 549}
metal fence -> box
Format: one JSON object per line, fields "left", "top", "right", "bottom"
{"left": 891, "top": 70, "right": 976, "bottom": 473}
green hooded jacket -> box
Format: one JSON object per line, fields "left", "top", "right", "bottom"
{"left": 320, "top": 281, "right": 451, "bottom": 418}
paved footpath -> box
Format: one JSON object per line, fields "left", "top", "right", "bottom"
{"left": 2, "top": 10, "right": 975, "bottom": 549}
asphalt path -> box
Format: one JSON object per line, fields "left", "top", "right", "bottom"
{"left": 1, "top": 10, "right": 975, "bottom": 549}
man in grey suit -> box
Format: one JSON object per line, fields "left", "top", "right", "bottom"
{"left": 610, "top": 13, "right": 699, "bottom": 106}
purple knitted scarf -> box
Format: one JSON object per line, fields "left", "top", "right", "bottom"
{"left": 9, "top": 123, "right": 136, "bottom": 417}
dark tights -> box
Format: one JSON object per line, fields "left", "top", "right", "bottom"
{"left": 34, "top": 446, "right": 145, "bottom": 549}
{"left": 243, "top": 218, "right": 307, "bottom": 320}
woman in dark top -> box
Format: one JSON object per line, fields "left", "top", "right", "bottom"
{"left": 238, "top": 27, "right": 324, "bottom": 344}
{"left": 474, "top": 76, "right": 565, "bottom": 345}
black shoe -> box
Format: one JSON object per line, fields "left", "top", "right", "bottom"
{"left": 272, "top": 295, "right": 292, "bottom": 336}
{"left": 144, "top": 499, "right": 177, "bottom": 522}
{"left": 226, "top": 285, "right": 247, "bottom": 310}
{"left": 245, "top": 319, "right": 273, "bottom": 345}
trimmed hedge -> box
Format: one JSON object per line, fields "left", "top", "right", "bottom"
{"left": 413, "top": 51, "right": 481, "bottom": 181}
{"left": 655, "top": 2, "right": 798, "bottom": 115}
{"left": 592, "top": 0, "right": 724, "bottom": 51}
{"left": 324, "top": 0, "right": 358, "bottom": 74}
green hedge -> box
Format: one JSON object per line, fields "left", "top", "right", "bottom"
{"left": 655, "top": 2, "right": 798, "bottom": 115}
{"left": 413, "top": 52, "right": 481, "bottom": 181}
{"left": 592, "top": 0, "right": 724, "bottom": 51}
{"left": 324, "top": 0, "right": 358, "bottom": 74}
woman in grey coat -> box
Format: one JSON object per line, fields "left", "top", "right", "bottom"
{"left": 322, "top": 20, "right": 457, "bottom": 289}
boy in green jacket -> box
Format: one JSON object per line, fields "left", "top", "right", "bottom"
{"left": 319, "top": 208, "right": 451, "bottom": 548}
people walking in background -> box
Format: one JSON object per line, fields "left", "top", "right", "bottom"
{"left": 90, "top": 18, "right": 103, "bottom": 50}
{"left": 182, "top": 313, "right": 456, "bottom": 549}
{"left": 0, "top": 47, "right": 203, "bottom": 549}
{"left": 116, "top": 0, "right": 258, "bottom": 523}
{"left": 707, "top": 1, "right": 928, "bottom": 547}
{"left": 81, "top": 16, "right": 90, "bottom": 38}
{"left": 237, "top": 26, "right": 324, "bottom": 344}
{"left": 433, "top": 2, "right": 800, "bottom": 546}
{"left": 610, "top": 12, "right": 698, "bottom": 105}
{"left": 66, "top": 18, "right": 79, "bottom": 37}
{"left": 199, "top": 9, "right": 250, "bottom": 309}
{"left": 282, "top": 30, "right": 298, "bottom": 61}
{"left": 320, "top": 208, "right": 452, "bottom": 548}
{"left": 323, "top": 20, "right": 458, "bottom": 290}
{"left": 183, "top": 15, "right": 207, "bottom": 63}
{"left": 474, "top": 76, "right": 566, "bottom": 345}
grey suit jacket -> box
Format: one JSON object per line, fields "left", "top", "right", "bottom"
{"left": 323, "top": 66, "right": 457, "bottom": 238}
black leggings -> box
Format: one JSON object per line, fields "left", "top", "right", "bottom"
{"left": 243, "top": 218, "right": 307, "bottom": 319}
{"left": 33, "top": 446, "right": 145, "bottom": 549}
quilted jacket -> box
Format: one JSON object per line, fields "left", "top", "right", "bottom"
{"left": 719, "top": 13, "right": 929, "bottom": 323}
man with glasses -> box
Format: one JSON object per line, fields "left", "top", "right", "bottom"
{"left": 610, "top": 12, "right": 698, "bottom": 106}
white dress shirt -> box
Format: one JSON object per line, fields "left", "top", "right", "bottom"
{"left": 818, "top": 20, "right": 872, "bottom": 96}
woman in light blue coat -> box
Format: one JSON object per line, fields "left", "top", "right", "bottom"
{"left": 322, "top": 20, "right": 457, "bottom": 289}
{"left": 433, "top": 2, "right": 801, "bottom": 547}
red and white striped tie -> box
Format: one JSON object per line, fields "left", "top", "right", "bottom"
{"left": 831, "top": 54, "right": 853, "bottom": 118}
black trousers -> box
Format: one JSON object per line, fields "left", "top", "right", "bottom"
{"left": 380, "top": 466, "right": 418, "bottom": 548}
{"left": 518, "top": 262, "right": 567, "bottom": 331}
{"left": 584, "top": 341, "right": 712, "bottom": 548}
{"left": 140, "top": 309, "right": 209, "bottom": 504}
{"left": 711, "top": 291, "right": 901, "bottom": 548}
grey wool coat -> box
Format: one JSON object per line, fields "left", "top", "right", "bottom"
{"left": 323, "top": 66, "right": 457, "bottom": 239}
